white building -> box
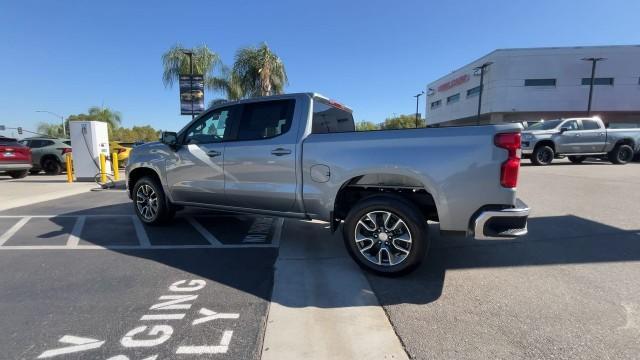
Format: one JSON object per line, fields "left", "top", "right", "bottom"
{"left": 425, "top": 45, "right": 640, "bottom": 127}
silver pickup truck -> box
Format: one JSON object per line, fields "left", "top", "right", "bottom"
{"left": 522, "top": 117, "right": 640, "bottom": 165}
{"left": 126, "top": 93, "right": 529, "bottom": 274}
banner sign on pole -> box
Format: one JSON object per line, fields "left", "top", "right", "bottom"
{"left": 179, "top": 75, "right": 205, "bottom": 115}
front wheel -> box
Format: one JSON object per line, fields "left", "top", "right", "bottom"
{"left": 133, "top": 176, "right": 175, "bottom": 225}
{"left": 609, "top": 144, "right": 634, "bottom": 164}
{"left": 43, "top": 159, "right": 62, "bottom": 175}
{"left": 343, "top": 195, "right": 428, "bottom": 275}
{"left": 531, "top": 145, "right": 554, "bottom": 166}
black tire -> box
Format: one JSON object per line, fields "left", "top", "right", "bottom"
{"left": 132, "top": 176, "right": 175, "bottom": 225}
{"left": 29, "top": 169, "right": 40, "bottom": 175}
{"left": 609, "top": 144, "right": 634, "bottom": 165}
{"left": 8, "top": 170, "right": 29, "bottom": 179}
{"left": 568, "top": 155, "right": 586, "bottom": 164}
{"left": 531, "top": 145, "right": 554, "bottom": 166}
{"left": 343, "top": 195, "right": 428, "bottom": 275}
{"left": 42, "top": 158, "right": 62, "bottom": 175}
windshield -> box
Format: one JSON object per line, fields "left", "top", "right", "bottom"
{"left": 526, "top": 119, "right": 562, "bottom": 130}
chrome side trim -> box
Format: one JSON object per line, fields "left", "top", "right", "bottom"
{"left": 473, "top": 200, "right": 529, "bottom": 240}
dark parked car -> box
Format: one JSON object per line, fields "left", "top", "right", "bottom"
{"left": 0, "top": 136, "right": 32, "bottom": 178}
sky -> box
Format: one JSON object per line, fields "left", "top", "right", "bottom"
{"left": 1, "top": 0, "right": 639, "bottom": 137}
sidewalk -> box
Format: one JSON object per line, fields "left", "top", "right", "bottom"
{"left": 0, "top": 174, "right": 97, "bottom": 211}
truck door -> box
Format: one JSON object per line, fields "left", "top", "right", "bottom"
{"left": 223, "top": 99, "right": 299, "bottom": 213}
{"left": 554, "top": 119, "right": 581, "bottom": 153}
{"left": 578, "top": 119, "right": 607, "bottom": 153}
{"left": 166, "top": 106, "right": 236, "bottom": 205}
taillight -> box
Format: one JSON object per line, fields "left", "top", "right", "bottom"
{"left": 494, "top": 132, "right": 521, "bottom": 188}
{"left": 117, "top": 148, "right": 126, "bottom": 154}
{"left": 59, "top": 148, "right": 72, "bottom": 155}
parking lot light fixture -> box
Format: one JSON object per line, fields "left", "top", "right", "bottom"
{"left": 35, "top": 110, "right": 66, "bottom": 137}
{"left": 473, "top": 62, "right": 493, "bottom": 125}
{"left": 581, "top": 57, "right": 606, "bottom": 116}
{"left": 413, "top": 91, "right": 425, "bottom": 128}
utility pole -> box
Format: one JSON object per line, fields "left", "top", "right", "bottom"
{"left": 182, "top": 50, "right": 195, "bottom": 121}
{"left": 36, "top": 110, "right": 66, "bottom": 137}
{"left": 473, "top": 62, "right": 492, "bottom": 125}
{"left": 582, "top": 57, "right": 606, "bottom": 116}
{"left": 413, "top": 91, "right": 425, "bottom": 128}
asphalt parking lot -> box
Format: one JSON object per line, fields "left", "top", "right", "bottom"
{"left": 1, "top": 158, "right": 639, "bottom": 359}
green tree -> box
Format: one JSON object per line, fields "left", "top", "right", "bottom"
{"left": 112, "top": 125, "right": 161, "bottom": 142}
{"left": 66, "top": 106, "right": 123, "bottom": 138}
{"left": 380, "top": 114, "right": 425, "bottom": 129}
{"left": 162, "top": 44, "right": 221, "bottom": 86}
{"left": 232, "top": 43, "right": 288, "bottom": 97}
{"left": 356, "top": 121, "right": 380, "bottom": 131}
{"left": 36, "top": 122, "right": 65, "bottom": 137}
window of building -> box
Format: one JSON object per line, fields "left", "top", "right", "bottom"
{"left": 430, "top": 100, "right": 442, "bottom": 109}
{"left": 446, "top": 93, "right": 460, "bottom": 104}
{"left": 581, "top": 77, "right": 614, "bottom": 86}
{"left": 524, "top": 79, "right": 556, "bottom": 86}
{"left": 311, "top": 99, "right": 355, "bottom": 134}
{"left": 237, "top": 100, "right": 295, "bottom": 140}
{"left": 581, "top": 119, "right": 601, "bottom": 130}
{"left": 466, "top": 86, "right": 481, "bottom": 97}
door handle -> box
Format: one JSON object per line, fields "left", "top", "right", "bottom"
{"left": 575, "top": 134, "right": 580, "bottom": 137}
{"left": 271, "top": 148, "right": 292, "bottom": 156}
{"left": 206, "top": 150, "right": 222, "bottom": 157}
{"left": 599, "top": 133, "right": 605, "bottom": 136}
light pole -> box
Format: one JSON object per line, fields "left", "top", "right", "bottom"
{"left": 36, "top": 110, "right": 66, "bottom": 137}
{"left": 582, "top": 57, "right": 606, "bottom": 116}
{"left": 413, "top": 91, "right": 425, "bottom": 128}
{"left": 473, "top": 62, "right": 492, "bottom": 125}
{"left": 181, "top": 50, "right": 195, "bottom": 121}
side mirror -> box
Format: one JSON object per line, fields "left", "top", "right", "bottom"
{"left": 161, "top": 131, "right": 179, "bottom": 148}
{"left": 559, "top": 127, "right": 569, "bottom": 134}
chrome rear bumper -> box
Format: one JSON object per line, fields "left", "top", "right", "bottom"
{"left": 473, "top": 199, "right": 529, "bottom": 240}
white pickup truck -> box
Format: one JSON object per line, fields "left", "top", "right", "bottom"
{"left": 522, "top": 117, "right": 640, "bottom": 165}
{"left": 126, "top": 93, "right": 530, "bottom": 274}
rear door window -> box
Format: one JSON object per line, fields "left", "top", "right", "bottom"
{"left": 236, "top": 100, "right": 295, "bottom": 140}
{"left": 312, "top": 99, "right": 355, "bottom": 134}
{"left": 581, "top": 120, "right": 601, "bottom": 130}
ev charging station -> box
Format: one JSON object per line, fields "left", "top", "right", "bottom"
{"left": 69, "top": 121, "right": 111, "bottom": 182}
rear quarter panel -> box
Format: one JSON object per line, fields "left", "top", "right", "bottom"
{"left": 301, "top": 124, "right": 522, "bottom": 231}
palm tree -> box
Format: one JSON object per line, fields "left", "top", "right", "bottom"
{"left": 206, "top": 65, "right": 243, "bottom": 101}
{"left": 87, "top": 106, "right": 122, "bottom": 129}
{"left": 232, "top": 43, "right": 288, "bottom": 97}
{"left": 162, "top": 44, "right": 222, "bottom": 88}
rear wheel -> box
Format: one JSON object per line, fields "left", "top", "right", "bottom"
{"left": 8, "top": 170, "right": 28, "bottom": 179}
{"left": 568, "top": 155, "right": 586, "bottom": 164}
{"left": 609, "top": 144, "right": 634, "bottom": 164}
{"left": 343, "top": 195, "right": 428, "bottom": 275}
{"left": 42, "top": 158, "right": 62, "bottom": 175}
{"left": 133, "top": 176, "right": 175, "bottom": 225}
{"left": 531, "top": 145, "right": 554, "bottom": 166}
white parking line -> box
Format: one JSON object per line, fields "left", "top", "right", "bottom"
{"left": 186, "top": 217, "right": 223, "bottom": 247}
{"left": 0, "top": 214, "right": 280, "bottom": 250}
{"left": 131, "top": 216, "right": 151, "bottom": 247}
{"left": 0, "top": 216, "right": 31, "bottom": 246}
{"left": 66, "top": 216, "right": 86, "bottom": 247}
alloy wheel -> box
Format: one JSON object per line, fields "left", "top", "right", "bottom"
{"left": 354, "top": 211, "right": 412, "bottom": 266}
{"left": 136, "top": 184, "right": 159, "bottom": 221}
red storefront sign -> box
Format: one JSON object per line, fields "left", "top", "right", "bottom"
{"left": 437, "top": 74, "right": 470, "bottom": 92}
